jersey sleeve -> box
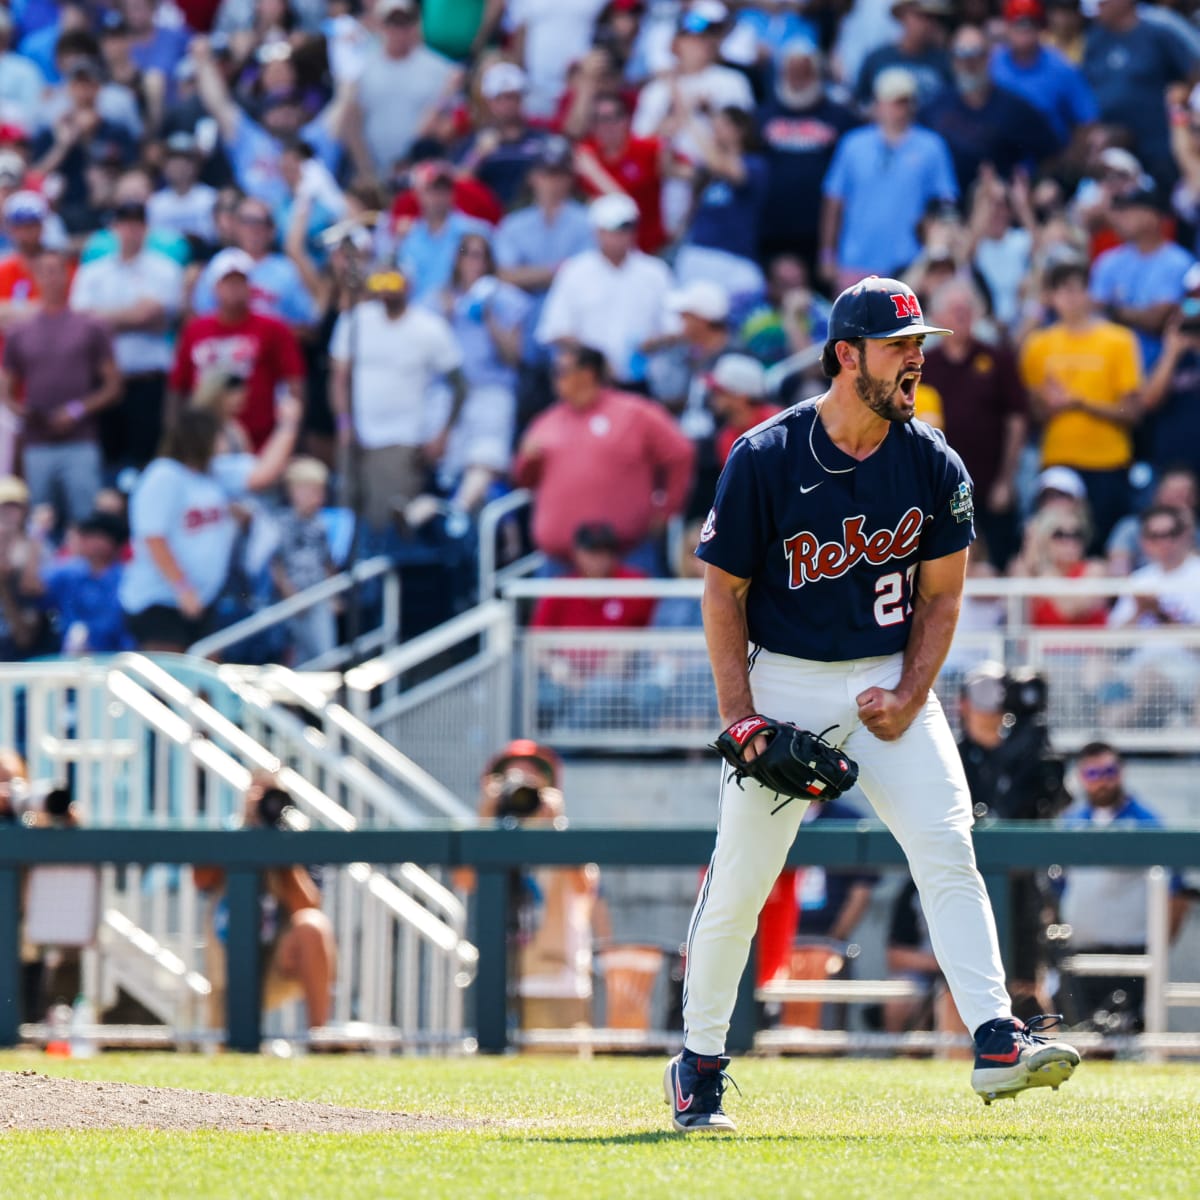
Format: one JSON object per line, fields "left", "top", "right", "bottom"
{"left": 695, "top": 438, "right": 773, "bottom": 580}
{"left": 920, "top": 438, "right": 975, "bottom": 561}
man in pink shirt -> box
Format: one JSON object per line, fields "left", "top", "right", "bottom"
{"left": 513, "top": 343, "right": 695, "bottom": 573}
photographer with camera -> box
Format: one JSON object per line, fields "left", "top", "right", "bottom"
{"left": 957, "top": 662, "right": 1070, "bottom": 1018}
{"left": 457, "top": 740, "right": 607, "bottom": 1034}
{"left": 194, "top": 771, "right": 336, "bottom": 1034}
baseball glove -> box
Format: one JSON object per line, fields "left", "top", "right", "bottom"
{"left": 713, "top": 716, "right": 859, "bottom": 811}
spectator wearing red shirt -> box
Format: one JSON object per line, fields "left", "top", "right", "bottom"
{"left": 709, "top": 354, "right": 781, "bottom": 468}
{"left": 532, "top": 520, "right": 656, "bottom": 731}
{"left": 513, "top": 343, "right": 695, "bottom": 574}
{"left": 390, "top": 161, "right": 505, "bottom": 231}
{"left": 170, "top": 248, "right": 305, "bottom": 450}
{"left": 575, "top": 92, "right": 668, "bottom": 256}
{"left": 0, "top": 191, "right": 49, "bottom": 338}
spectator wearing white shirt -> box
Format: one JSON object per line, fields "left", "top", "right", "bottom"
{"left": 329, "top": 267, "right": 467, "bottom": 531}
{"left": 504, "top": 0, "right": 610, "bottom": 118}
{"left": 71, "top": 197, "right": 186, "bottom": 472}
{"left": 536, "top": 193, "right": 679, "bottom": 388}
{"left": 147, "top": 132, "right": 219, "bottom": 247}
{"left": 632, "top": 5, "right": 756, "bottom": 234}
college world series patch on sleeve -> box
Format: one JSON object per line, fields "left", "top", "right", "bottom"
{"left": 700, "top": 507, "right": 717, "bottom": 543}
{"left": 950, "top": 482, "right": 974, "bottom": 525}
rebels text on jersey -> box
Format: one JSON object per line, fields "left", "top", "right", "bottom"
{"left": 696, "top": 399, "right": 975, "bottom": 662}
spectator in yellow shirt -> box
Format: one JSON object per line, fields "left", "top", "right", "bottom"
{"left": 1020, "top": 259, "right": 1142, "bottom": 549}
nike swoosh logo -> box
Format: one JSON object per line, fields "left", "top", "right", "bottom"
{"left": 800, "top": 482, "right": 822, "bottom": 494}
{"left": 979, "top": 1046, "right": 1022, "bottom": 1064}
{"left": 675, "top": 1070, "right": 694, "bottom": 1112}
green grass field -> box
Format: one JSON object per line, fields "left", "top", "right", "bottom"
{"left": 1, "top": 1052, "right": 1198, "bottom": 1200}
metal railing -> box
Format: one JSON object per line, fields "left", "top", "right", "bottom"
{"left": 502, "top": 576, "right": 1200, "bottom": 753}
{"left": 477, "top": 488, "right": 543, "bottom": 602}
{"left": 0, "top": 658, "right": 476, "bottom": 1046}
{"left": 345, "top": 601, "right": 515, "bottom": 803}
{"left": 188, "top": 554, "right": 399, "bottom": 668}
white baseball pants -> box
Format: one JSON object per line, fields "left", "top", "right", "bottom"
{"left": 682, "top": 650, "right": 1012, "bottom": 1055}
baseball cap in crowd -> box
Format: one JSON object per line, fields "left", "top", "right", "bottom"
{"left": 778, "top": 37, "right": 821, "bottom": 66}
{"left": 0, "top": 151, "right": 23, "bottom": 186}
{"left": 707, "top": 353, "right": 766, "bottom": 398}
{"left": 573, "top": 521, "right": 621, "bottom": 552}
{"left": 1035, "top": 466, "right": 1087, "bottom": 502}
{"left": 827, "top": 276, "right": 952, "bottom": 341}
{"left": 284, "top": 456, "right": 330, "bottom": 487}
{"left": 1003, "top": 0, "right": 1045, "bottom": 21}
{"left": 678, "top": 1, "right": 728, "bottom": 36}
{"left": 0, "top": 476, "right": 28, "bottom": 506}
{"left": 165, "top": 131, "right": 199, "bottom": 157}
{"left": 64, "top": 56, "right": 104, "bottom": 83}
{"left": 481, "top": 61, "right": 527, "bottom": 100}
{"left": 78, "top": 510, "right": 128, "bottom": 544}
{"left": 2, "top": 189, "right": 45, "bottom": 224}
{"left": 588, "top": 192, "right": 639, "bottom": 231}
{"left": 365, "top": 268, "right": 407, "bottom": 294}
{"left": 533, "top": 135, "right": 573, "bottom": 172}
{"left": 874, "top": 66, "right": 918, "bottom": 103}
{"left": 1098, "top": 147, "right": 1143, "bottom": 179}
{"left": 486, "top": 738, "right": 561, "bottom": 785}
{"left": 376, "top": 0, "right": 417, "bottom": 19}
{"left": 667, "top": 278, "right": 730, "bottom": 323}
{"left": 210, "top": 247, "right": 256, "bottom": 281}
{"left": 962, "top": 661, "right": 1008, "bottom": 713}
{"left": 412, "top": 160, "right": 455, "bottom": 188}
{"left": 1112, "top": 182, "right": 1165, "bottom": 212}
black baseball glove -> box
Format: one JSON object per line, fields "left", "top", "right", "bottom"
{"left": 713, "top": 716, "right": 859, "bottom": 811}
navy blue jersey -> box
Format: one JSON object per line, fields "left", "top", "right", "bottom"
{"left": 696, "top": 398, "right": 974, "bottom": 661}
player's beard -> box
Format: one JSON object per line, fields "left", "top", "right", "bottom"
{"left": 854, "top": 351, "right": 915, "bottom": 423}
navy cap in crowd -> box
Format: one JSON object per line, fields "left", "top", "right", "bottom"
{"left": 827, "top": 276, "right": 952, "bottom": 342}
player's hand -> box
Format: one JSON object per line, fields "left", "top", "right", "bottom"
{"left": 721, "top": 713, "right": 770, "bottom": 762}
{"left": 855, "top": 687, "right": 920, "bottom": 742}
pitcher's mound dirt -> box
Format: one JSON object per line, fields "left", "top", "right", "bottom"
{"left": 1, "top": 1070, "right": 483, "bottom": 1133}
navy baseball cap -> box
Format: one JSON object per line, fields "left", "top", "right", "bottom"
{"left": 827, "top": 275, "right": 952, "bottom": 341}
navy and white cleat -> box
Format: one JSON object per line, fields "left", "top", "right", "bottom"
{"left": 664, "top": 1049, "right": 739, "bottom": 1132}
{"left": 971, "top": 1015, "right": 1081, "bottom": 1105}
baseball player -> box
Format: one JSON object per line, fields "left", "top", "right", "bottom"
{"left": 665, "top": 276, "right": 1080, "bottom": 1133}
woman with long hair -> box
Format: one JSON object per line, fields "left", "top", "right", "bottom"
{"left": 190, "top": 367, "right": 252, "bottom": 454}
{"left": 118, "top": 396, "right": 301, "bottom": 652}
{"left": 427, "top": 231, "right": 528, "bottom": 514}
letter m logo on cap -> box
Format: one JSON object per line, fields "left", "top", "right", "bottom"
{"left": 891, "top": 293, "right": 922, "bottom": 320}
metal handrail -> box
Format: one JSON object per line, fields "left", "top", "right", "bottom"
{"left": 763, "top": 342, "right": 823, "bottom": 391}
{"left": 188, "top": 554, "right": 398, "bottom": 664}
{"left": 478, "top": 489, "right": 535, "bottom": 602}
{"left": 344, "top": 600, "right": 512, "bottom": 694}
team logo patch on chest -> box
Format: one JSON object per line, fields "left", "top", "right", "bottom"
{"left": 950, "top": 482, "right": 974, "bottom": 525}
{"left": 782, "top": 507, "right": 925, "bottom": 589}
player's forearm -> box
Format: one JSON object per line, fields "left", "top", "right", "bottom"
{"left": 895, "top": 589, "right": 961, "bottom": 712}
{"left": 701, "top": 573, "right": 755, "bottom": 724}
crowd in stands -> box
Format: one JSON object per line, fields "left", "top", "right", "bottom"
{"left": 0, "top": 0, "right": 1200, "bottom": 666}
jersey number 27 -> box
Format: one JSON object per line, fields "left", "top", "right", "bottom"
{"left": 874, "top": 564, "right": 918, "bottom": 627}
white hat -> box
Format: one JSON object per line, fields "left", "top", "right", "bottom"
{"left": 481, "top": 61, "right": 527, "bottom": 100}
{"left": 667, "top": 279, "right": 730, "bottom": 323}
{"left": 588, "top": 192, "right": 640, "bottom": 231}
{"left": 1099, "top": 147, "right": 1142, "bottom": 177}
{"left": 707, "top": 353, "right": 766, "bottom": 398}
{"left": 1036, "top": 466, "right": 1086, "bottom": 501}
{"left": 209, "top": 247, "right": 256, "bottom": 281}
{"left": 375, "top": 0, "right": 415, "bottom": 15}
{"left": 874, "top": 66, "right": 918, "bottom": 103}
{"left": 2, "top": 189, "right": 45, "bottom": 222}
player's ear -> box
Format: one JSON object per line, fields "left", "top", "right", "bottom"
{"left": 836, "top": 339, "right": 861, "bottom": 374}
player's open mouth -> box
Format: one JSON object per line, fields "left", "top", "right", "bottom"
{"left": 898, "top": 372, "right": 919, "bottom": 400}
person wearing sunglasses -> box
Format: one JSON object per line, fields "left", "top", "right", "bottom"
{"left": 1018, "top": 505, "right": 1109, "bottom": 627}
{"left": 1058, "top": 742, "right": 1191, "bottom": 1032}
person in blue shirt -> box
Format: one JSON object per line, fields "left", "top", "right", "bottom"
{"left": 42, "top": 510, "right": 133, "bottom": 653}
{"left": 396, "top": 160, "right": 491, "bottom": 302}
{"left": 820, "top": 67, "right": 958, "bottom": 290}
{"left": 990, "top": 0, "right": 1098, "bottom": 149}
{"left": 1089, "top": 183, "right": 1195, "bottom": 369}
{"left": 677, "top": 105, "right": 770, "bottom": 311}
{"left": 1059, "top": 741, "right": 1191, "bottom": 1031}
{"left": 190, "top": 194, "right": 318, "bottom": 329}
{"left": 918, "top": 23, "right": 1059, "bottom": 197}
